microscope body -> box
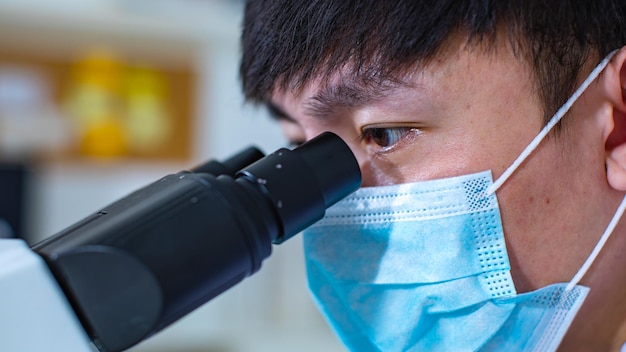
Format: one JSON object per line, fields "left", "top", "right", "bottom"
{"left": 0, "top": 239, "right": 93, "bottom": 351}
{"left": 34, "top": 171, "right": 279, "bottom": 352}
{"left": 0, "top": 132, "right": 361, "bottom": 352}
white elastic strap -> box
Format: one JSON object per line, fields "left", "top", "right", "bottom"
{"left": 487, "top": 50, "right": 619, "bottom": 195}
{"left": 565, "top": 194, "right": 626, "bottom": 292}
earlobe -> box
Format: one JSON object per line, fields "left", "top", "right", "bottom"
{"left": 622, "top": 55, "right": 626, "bottom": 103}
{"left": 607, "top": 146, "right": 626, "bottom": 191}
{"left": 605, "top": 47, "right": 626, "bottom": 191}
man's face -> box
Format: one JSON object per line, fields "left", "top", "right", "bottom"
{"left": 268, "top": 38, "right": 613, "bottom": 293}
{"left": 270, "top": 39, "right": 545, "bottom": 187}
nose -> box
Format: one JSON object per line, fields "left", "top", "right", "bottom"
{"left": 351, "top": 149, "right": 398, "bottom": 187}
{"left": 358, "top": 161, "right": 382, "bottom": 187}
{"left": 340, "top": 142, "right": 377, "bottom": 188}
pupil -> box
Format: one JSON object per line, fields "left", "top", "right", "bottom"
{"left": 372, "top": 129, "right": 389, "bottom": 147}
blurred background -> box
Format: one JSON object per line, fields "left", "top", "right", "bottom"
{"left": 0, "top": 0, "right": 344, "bottom": 351}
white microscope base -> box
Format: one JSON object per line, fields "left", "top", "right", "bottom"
{"left": 0, "top": 239, "right": 93, "bottom": 351}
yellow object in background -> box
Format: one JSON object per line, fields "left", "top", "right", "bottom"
{"left": 65, "top": 49, "right": 128, "bottom": 158}
{"left": 80, "top": 116, "right": 127, "bottom": 158}
{"left": 71, "top": 49, "right": 122, "bottom": 92}
{"left": 63, "top": 49, "right": 172, "bottom": 159}
{"left": 124, "top": 66, "right": 170, "bottom": 155}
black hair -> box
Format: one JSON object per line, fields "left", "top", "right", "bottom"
{"left": 240, "top": 0, "right": 626, "bottom": 123}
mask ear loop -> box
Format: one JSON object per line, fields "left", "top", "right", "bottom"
{"left": 486, "top": 49, "right": 618, "bottom": 195}
{"left": 481, "top": 49, "right": 624, "bottom": 292}
{"left": 565, "top": 196, "right": 626, "bottom": 292}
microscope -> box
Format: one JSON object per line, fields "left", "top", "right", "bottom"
{"left": 0, "top": 132, "right": 361, "bottom": 352}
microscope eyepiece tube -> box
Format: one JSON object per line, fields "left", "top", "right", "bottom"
{"left": 190, "top": 146, "right": 264, "bottom": 176}
{"left": 239, "top": 132, "right": 362, "bottom": 243}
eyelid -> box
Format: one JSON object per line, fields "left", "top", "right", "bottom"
{"left": 358, "top": 123, "right": 423, "bottom": 139}
{"left": 360, "top": 121, "right": 424, "bottom": 131}
{"left": 358, "top": 125, "right": 422, "bottom": 154}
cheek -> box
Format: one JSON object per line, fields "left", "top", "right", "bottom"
{"left": 359, "top": 160, "right": 404, "bottom": 187}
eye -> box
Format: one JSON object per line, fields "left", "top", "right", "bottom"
{"left": 358, "top": 127, "right": 416, "bottom": 149}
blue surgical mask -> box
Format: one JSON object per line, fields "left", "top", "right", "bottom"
{"left": 303, "top": 50, "right": 625, "bottom": 352}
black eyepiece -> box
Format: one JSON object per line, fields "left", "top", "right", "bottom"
{"left": 238, "top": 132, "right": 361, "bottom": 243}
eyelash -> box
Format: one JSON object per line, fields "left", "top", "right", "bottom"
{"left": 358, "top": 127, "right": 418, "bottom": 151}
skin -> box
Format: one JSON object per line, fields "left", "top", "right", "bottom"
{"left": 267, "top": 34, "right": 626, "bottom": 351}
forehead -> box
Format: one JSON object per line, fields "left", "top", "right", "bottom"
{"left": 269, "top": 39, "right": 536, "bottom": 120}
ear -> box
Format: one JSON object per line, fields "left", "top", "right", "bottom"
{"left": 605, "top": 47, "right": 626, "bottom": 191}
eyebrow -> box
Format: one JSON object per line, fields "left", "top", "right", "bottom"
{"left": 304, "top": 76, "right": 413, "bottom": 119}
{"left": 265, "top": 82, "right": 381, "bottom": 122}
{"left": 265, "top": 77, "right": 409, "bottom": 122}
{"left": 303, "top": 79, "right": 386, "bottom": 119}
